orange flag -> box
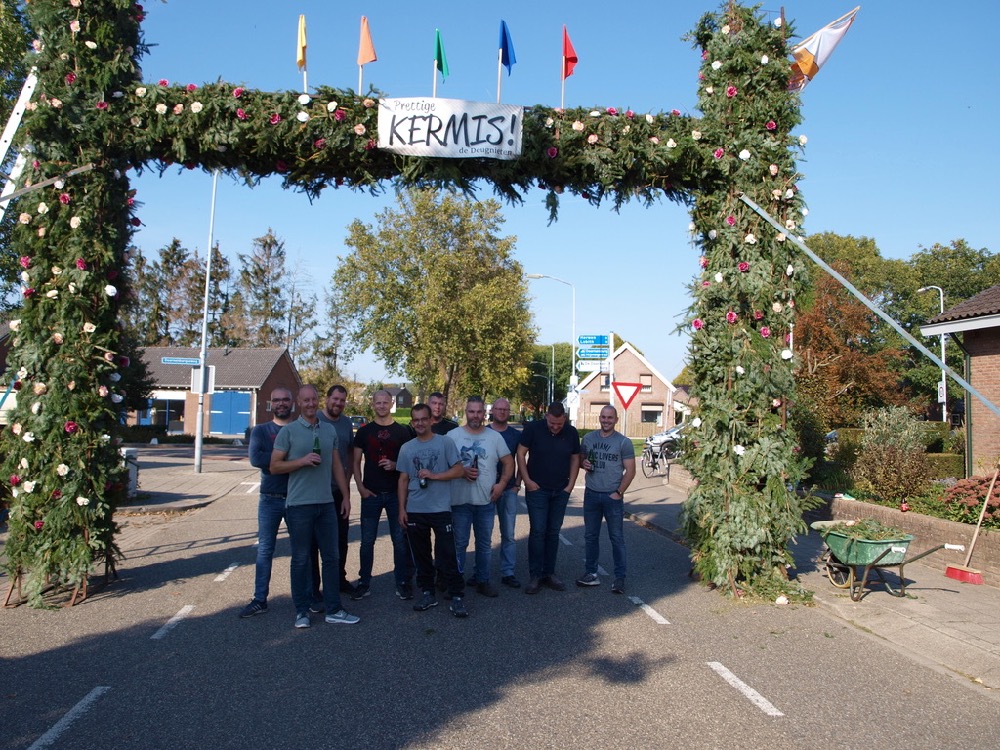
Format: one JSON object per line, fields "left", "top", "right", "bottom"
{"left": 358, "top": 16, "right": 377, "bottom": 66}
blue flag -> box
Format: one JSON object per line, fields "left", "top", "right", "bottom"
{"left": 499, "top": 20, "right": 516, "bottom": 75}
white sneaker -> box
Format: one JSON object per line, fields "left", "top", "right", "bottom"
{"left": 325, "top": 609, "right": 360, "bottom": 625}
{"left": 294, "top": 613, "right": 311, "bottom": 629}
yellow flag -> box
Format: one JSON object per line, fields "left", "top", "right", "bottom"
{"left": 790, "top": 7, "right": 858, "bottom": 91}
{"left": 296, "top": 14, "right": 307, "bottom": 71}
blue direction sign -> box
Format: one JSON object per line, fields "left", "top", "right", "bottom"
{"left": 161, "top": 356, "right": 201, "bottom": 366}
{"left": 577, "top": 347, "right": 610, "bottom": 359}
{"left": 577, "top": 334, "right": 609, "bottom": 346}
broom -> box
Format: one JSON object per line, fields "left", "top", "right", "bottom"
{"left": 945, "top": 457, "right": 1000, "bottom": 585}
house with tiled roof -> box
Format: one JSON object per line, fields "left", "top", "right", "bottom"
{"left": 921, "top": 284, "right": 1000, "bottom": 475}
{"left": 134, "top": 347, "right": 301, "bottom": 437}
{"left": 576, "top": 342, "right": 682, "bottom": 438}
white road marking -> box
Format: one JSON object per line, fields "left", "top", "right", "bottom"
{"left": 27, "top": 686, "right": 111, "bottom": 749}
{"left": 241, "top": 481, "right": 259, "bottom": 494}
{"left": 707, "top": 662, "right": 784, "bottom": 717}
{"left": 598, "top": 564, "right": 609, "bottom": 576}
{"left": 559, "top": 533, "right": 572, "bottom": 546}
{"left": 151, "top": 604, "right": 194, "bottom": 640}
{"left": 628, "top": 595, "right": 670, "bottom": 624}
{"left": 214, "top": 563, "right": 239, "bottom": 582}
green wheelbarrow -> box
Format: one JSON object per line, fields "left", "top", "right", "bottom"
{"left": 811, "top": 521, "right": 965, "bottom": 602}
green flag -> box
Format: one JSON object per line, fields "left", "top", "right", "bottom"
{"left": 434, "top": 28, "right": 449, "bottom": 79}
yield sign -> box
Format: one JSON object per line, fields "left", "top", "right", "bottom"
{"left": 612, "top": 382, "right": 642, "bottom": 410}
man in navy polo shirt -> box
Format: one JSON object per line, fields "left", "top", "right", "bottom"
{"left": 516, "top": 402, "right": 581, "bottom": 595}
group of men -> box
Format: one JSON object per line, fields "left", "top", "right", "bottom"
{"left": 241, "top": 385, "right": 636, "bottom": 628}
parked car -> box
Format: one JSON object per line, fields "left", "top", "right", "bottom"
{"left": 350, "top": 415, "right": 368, "bottom": 430}
{"left": 645, "top": 422, "right": 688, "bottom": 457}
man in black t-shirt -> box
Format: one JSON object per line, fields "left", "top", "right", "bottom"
{"left": 516, "top": 402, "right": 581, "bottom": 595}
{"left": 429, "top": 391, "right": 459, "bottom": 435}
{"left": 351, "top": 389, "right": 415, "bottom": 600}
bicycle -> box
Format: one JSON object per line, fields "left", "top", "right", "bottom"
{"left": 641, "top": 442, "right": 675, "bottom": 478}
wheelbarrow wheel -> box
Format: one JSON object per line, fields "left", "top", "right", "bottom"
{"left": 824, "top": 552, "right": 853, "bottom": 589}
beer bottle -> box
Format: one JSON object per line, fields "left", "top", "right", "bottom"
{"left": 416, "top": 458, "right": 428, "bottom": 489}
{"left": 587, "top": 448, "right": 596, "bottom": 471}
{"left": 313, "top": 432, "right": 321, "bottom": 457}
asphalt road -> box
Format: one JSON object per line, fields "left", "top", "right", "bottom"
{"left": 2, "top": 471, "right": 997, "bottom": 749}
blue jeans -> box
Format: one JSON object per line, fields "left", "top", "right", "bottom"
{"left": 583, "top": 489, "right": 627, "bottom": 579}
{"left": 285, "top": 502, "right": 342, "bottom": 615}
{"left": 359, "top": 492, "right": 413, "bottom": 586}
{"left": 496, "top": 488, "right": 519, "bottom": 577}
{"left": 452, "top": 503, "right": 496, "bottom": 582}
{"left": 525, "top": 488, "right": 570, "bottom": 579}
{"left": 253, "top": 494, "right": 286, "bottom": 603}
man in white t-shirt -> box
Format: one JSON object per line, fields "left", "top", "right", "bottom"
{"left": 449, "top": 396, "right": 514, "bottom": 598}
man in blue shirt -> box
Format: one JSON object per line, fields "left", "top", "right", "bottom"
{"left": 318, "top": 384, "right": 355, "bottom": 595}
{"left": 516, "top": 402, "right": 581, "bottom": 595}
{"left": 238, "top": 387, "right": 293, "bottom": 618}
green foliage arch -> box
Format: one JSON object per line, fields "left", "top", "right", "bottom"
{"left": 4, "top": 0, "right": 816, "bottom": 605}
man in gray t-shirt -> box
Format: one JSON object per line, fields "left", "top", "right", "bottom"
{"left": 397, "top": 403, "right": 467, "bottom": 616}
{"left": 576, "top": 405, "right": 636, "bottom": 594}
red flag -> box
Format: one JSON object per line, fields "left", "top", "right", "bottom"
{"left": 562, "top": 25, "right": 578, "bottom": 79}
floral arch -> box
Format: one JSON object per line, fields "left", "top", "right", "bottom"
{"left": 4, "top": 0, "right": 812, "bottom": 606}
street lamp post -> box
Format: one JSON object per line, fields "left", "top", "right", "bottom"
{"left": 525, "top": 273, "right": 577, "bottom": 396}
{"left": 918, "top": 285, "right": 947, "bottom": 424}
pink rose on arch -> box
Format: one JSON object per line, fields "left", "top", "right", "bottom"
{"left": 19, "top": 255, "right": 30, "bottom": 268}
{"left": 702, "top": 280, "right": 711, "bottom": 287}
{"left": 59, "top": 193, "right": 71, "bottom": 205}
{"left": 725, "top": 215, "right": 736, "bottom": 226}
{"left": 52, "top": 489, "right": 62, "bottom": 499}
{"left": 118, "top": 355, "right": 130, "bottom": 368}
{"left": 753, "top": 310, "right": 764, "bottom": 320}
{"left": 130, "top": 217, "right": 142, "bottom": 226}
{"left": 625, "top": 110, "right": 635, "bottom": 119}
{"left": 314, "top": 138, "right": 327, "bottom": 149}
{"left": 158, "top": 78, "right": 169, "bottom": 86}
{"left": 760, "top": 326, "right": 772, "bottom": 338}
{"left": 275, "top": 160, "right": 288, "bottom": 173}
{"left": 765, "top": 120, "right": 777, "bottom": 131}
{"left": 546, "top": 146, "right": 559, "bottom": 159}
{"left": 10, "top": 474, "right": 20, "bottom": 486}
{"left": 64, "top": 420, "right": 79, "bottom": 434}
{"left": 726, "top": 310, "right": 738, "bottom": 324}
{"left": 692, "top": 318, "right": 705, "bottom": 331}
{"left": 785, "top": 333, "right": 792, "bottom": 343}
{"left": 233, "top": 87, "right": 245, "bottom": 98}
{"left": 236, "top": 108, "right": 247, "bottom": 121}
{"left": 738, "top": 261, "right": 750, "bottom": 272}
{"left": 65, "top": 72, "right": 76, "bottom": 85}
{"left": 95, "top": 100, "right": 108, "bottom": 110}
{"left": 23, "top": 287, "right": 35, "bottom": 298}
{"left": 353, "top": 123, "right": 367, "bottom": 136}
{"left": 268, "top": 113, "right": 281, "bottom": 125}
{"left": 365, "top": 139, "right": 377, "bottom": 151}
{"left": 713, "top": 148, "right": 724, "bottom": 159}
{"left": 186, "top": 83, "right": 197, "bottom": 92}
{"left": 726, "top": 86, "right": 738, "bottom": 98}
{"left": 671, "top": 109, "right": 681, "bottom": 116}
{"left": 34, "top": 521, "right": 44, "bottom": 530}
{"left": 699, "top": 256, "right": 709, "bottom": 268}
{"left": 606, "top": 107, "right": 618, "bottom": 116}
{"left": 334, "top": 109, "right": 347, "bottom": 122}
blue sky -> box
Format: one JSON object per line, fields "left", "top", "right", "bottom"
{"left": 129, "top": 1, "right": 998, "bottom": 384}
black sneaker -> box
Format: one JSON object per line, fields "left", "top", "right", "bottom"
{"left": 339, "top": 579, "right": 356, "bottom": 595}
{"left": 449, "top": 596, "right": 469, "bottom": 618}
{"left": 611, "top": 578, "right": 625, "bottom": 594}
{"left": 350, "top": 583, "right": 370, "bottom": 601}
{"left": 308, "top": 602, "right": 325, "bottom": 614}
{"left": 501, "top": 575, "right": 521, "bottom": 589}
{"left": 476, "top": 581, "right": 499, "bottom": 598}
{"left": 238, "top": 599, "right": 267, "bottom": 618}
{"left": 413, "top": 591, "right": 438, "bottom": 611}
{"left": 396, "top": 582, "right": 414, "bottom": 600}
{"left": 576, "top": 573, "right": 600, "bottom": 587}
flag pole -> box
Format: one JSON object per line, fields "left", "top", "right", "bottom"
{"left": 433, "top": 59, "right": 437, "bottom": 98}
{"left": 560, "top": 57, "right": 566, "bottom": 109}
{"left": 358, "top": 65, "right": 363, "bottom": 94}
{"left": 497, "top": 48, "right": 503, "bottom": 103}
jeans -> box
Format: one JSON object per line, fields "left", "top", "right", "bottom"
{"left": 452, "top": 503, "right": 496, "bottom": 582}
{"left": 406, "top": 511, "right": 463, "bottom": 597}
{"left": 525, "top": 488, "right": 570, "bottom": 579}
{"left": 583, "top": 489, "right": 627, "bottom": 579}
{"left": 496, "top": 488, "right": 519, "bottom": 577}
{"left": 253, "top": 494, "right": 286, "bottom": 603}
{"left": 285, "top": 502, "right": 342, "bottom": 615}
{"left": 359, "top": 491, "right": 413, "bottom": 586}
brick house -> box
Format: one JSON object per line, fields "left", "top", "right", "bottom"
{"left": 921, "top": 284, "right": 1000, "bottom": 475}
{"left": 134, "top": 347, "right": 301, "bottom": 437}
{"left": 576, "top": 342, "right": 681, "bottom": 438}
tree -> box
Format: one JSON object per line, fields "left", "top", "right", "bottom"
{"left": 518, "top": 342, "right": 572, "bottom": 415}
{"left": 334, "top": 189, "right": 533, "bottom": 408}
{"left": 237, "top": 228, "right": 289, "bottom": 347}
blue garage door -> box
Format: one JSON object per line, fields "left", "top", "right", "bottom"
{"left": 209, "top": 391, "right": 252, "bottom": 436}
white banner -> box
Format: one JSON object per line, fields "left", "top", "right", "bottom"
{"left": 378, "top": 98, "right": 523, "bottom": 160}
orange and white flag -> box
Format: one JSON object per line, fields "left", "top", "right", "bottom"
{"left": 789, "top": 7, "right": 858, "bottom": 91}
